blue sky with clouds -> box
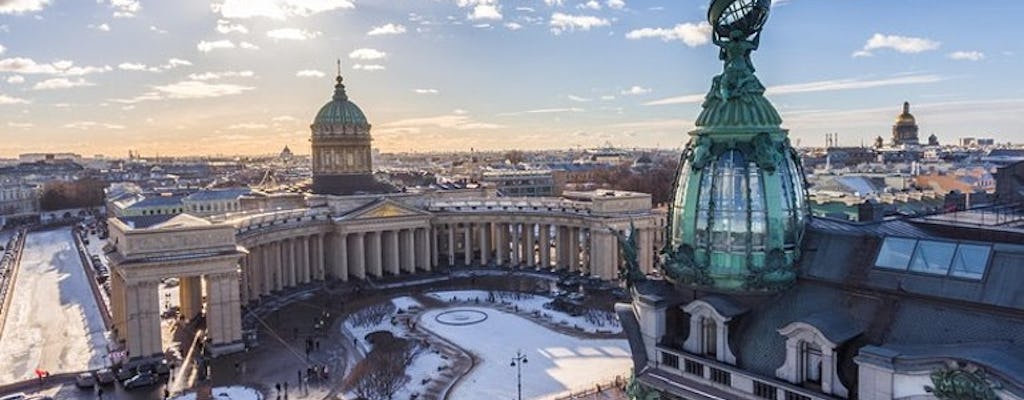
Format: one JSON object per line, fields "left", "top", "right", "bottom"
{"left": 0, "top": 0, "right": 1021, "bottom": 157}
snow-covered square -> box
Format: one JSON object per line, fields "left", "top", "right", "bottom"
{"left": 418, "top": 306, "right": 631, "bottom": 400}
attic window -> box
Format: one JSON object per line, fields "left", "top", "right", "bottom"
{"left": 874, "top": 237, "right": 991, "bottom": 280}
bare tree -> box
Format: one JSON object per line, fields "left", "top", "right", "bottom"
{"left": 345, "top": 339, "right": 420, "bottom": 400}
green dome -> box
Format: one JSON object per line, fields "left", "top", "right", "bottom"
{"left": 313, "top": 76, "right": 369, "bottom": 126}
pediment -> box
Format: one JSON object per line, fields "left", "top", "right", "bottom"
{"left": 342, "top": 199, "right": 430, "bottom": 220}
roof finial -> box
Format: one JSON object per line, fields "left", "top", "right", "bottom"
{"left": 332, "top": 58, "right": 347, "bottom": 101}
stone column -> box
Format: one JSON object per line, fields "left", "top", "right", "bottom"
{"left": 639, "top": 228, "right": 654, "bottom": 274}
{"left": 539, "top": 224, "right": 551, "bottom": 269}
{"left": 525, "top": 222, "right": 536, "bottom": 268}
{"left": 261, "top": 245, "right": 272, "bottom": 295}
{"left": 314, "top": 234, "right": 325, "bottom": 280}
{"left": 367, "top": 231, "right": 382, "bottom": 277}
{"left": 558, "top": 226, "right": 570, "bottom": 270}
{"left": 273, "top": 241, "right": 283, "bottom": 291}
{"left": 110, "top": 272, "right": 126, "bottom": 337}
{"left": 430, "top": 226, "right": 439, "bottom": 268}
{"left": 290, "top": 238, "right": 300, "bottom": 287}
{"left": 510, "top": 223, "right": 521, "bottom": 267}
{"left": 179, "top": 276, "right": 203, "bottom": 321}
{"left": 480, "top": 223, "right": 490, "bottom": 266}
{"left": 418, "top": 228, "right": 431, "bottom": 271}
{"left": 383, "top": 230, "right": 399, "bottom": 275}
{"left": 300, "top": 235, "right": 310, "bottom": 284}
{"left": 205, "top": 272, "right": 242, "bottom": 348}
{"left": 282, "top": 239, "right": 293, "bottom": 288}
{"left": 590, "top": 229, "right": 617, "bottom": 280}
{"left": 124, "top": 280, "right": 162, "bottom": 358}
{"left": 401, "top": 229, "right": 415, "bottom": 273}
{"left": 333, "top": 233, "right": 348, "bottom": 281}
{"left": 239, "top": 255, "right": 249, "bottom": 304}
{"left": 463, "top": 223, "right": 473, "bottom": 266}
{"left": 349, "top": 233, "right": 366, "bottom": 279}
{"left": 447, "top": 224, "right": 456, "bottom": 266}
{"left": 569, "top": 227, "right": 580, "bottom": 272}
{"left": 495, "top": 223, "right": 506, "bottom": 266}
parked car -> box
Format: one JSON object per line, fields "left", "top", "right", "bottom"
{"left": 75, "top": 372, "right": 96, "bottom": 388}
{"left": 95, "top": 368, "right": 116, "bottom": 385}
{"left": 114, "top": 367, "right": 135, "bottom": 382}
{"left": 123, "top": 372, "right": 158, "bottom": 389}
{"left": 154, "top": 360, "right": 171, "bottom": 375}
{"left": 0, "top": 392, "right": 27, "bottom": 400}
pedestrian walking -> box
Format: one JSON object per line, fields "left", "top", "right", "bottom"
{"left": 284, "top": 381, "right": 288, "bottom": 394}
{"left": 275, "top": 383, "right": 281, "bottom": 393}
{"left": 97, "top": 388, "right": 103, "bottom": 400}
{"left": 315, "top": 340, "right": 319, "bottom": 351}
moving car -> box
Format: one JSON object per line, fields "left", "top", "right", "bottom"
{"left": 75, "top": 372, "right": 96, "bottom": 388}
{"left": 123, "top": 372, "right": 158, "bottom": 389}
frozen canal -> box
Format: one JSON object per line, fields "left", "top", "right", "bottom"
{"left": 0, "top": 228, "right": 109, "bottom": 384}
{"left": 419, "top": 307, "right": 631, "bottom": 400}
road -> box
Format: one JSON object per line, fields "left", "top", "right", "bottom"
{"left": 0, "top": 228, "right": 110, "bottom": 385}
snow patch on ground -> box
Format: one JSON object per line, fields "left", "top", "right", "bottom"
{"left": 426, "top": 290, "right": 621, "bottom": 334}
{"left": 419, "top": 307, "right": 631, "bottom": 400}
{"left": 170, "top": 385, "right": 263, "bottom": 400}
{"left": 394, "top": 348, "right": 449, "bottom": 400}
{"left": 390, "top": 296, "right": 422, "bottom": 311}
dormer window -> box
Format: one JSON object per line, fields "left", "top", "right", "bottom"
{"left": 776, "top": 313, "right": 860, "bottom": 398}
{"left": 681, "top": 296, "right": 746, "bottom": 365}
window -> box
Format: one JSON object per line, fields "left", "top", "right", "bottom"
{"left": 785, "top": 392, "right": 811, "bottom": 400}
{"left": 710, "top": 367, "right": 731, "bottom": 386}
{"left": 754, "top": 381, "right": 778, "bottom": 400}
{"left": 661, "top": 352, "right": 679, "bottom": 369}
{"left": 800, "top": 342, "right": 822, "bottom": 384}
{"left": 875, "top": 237, "right": 917, "bottom": 270}
{"left": 908, "top": 240, "right": 957, "bottom": 275}
{"left": 702, "top": 317, "right": 718, "bottom": 357}
{"left": 950, "top": 244, "right": 990, "bottom": 279}
{"left": 684, "top": 359, "right": 704, "bottom": 376}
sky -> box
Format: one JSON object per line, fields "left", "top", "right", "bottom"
{"left": 0, "top": 0, "right": 1022, "bottom": 157}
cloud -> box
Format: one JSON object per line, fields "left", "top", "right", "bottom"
{"left": 606, "top": 0, "right": 625, "bottom": 10}
{"left": 0, "top": 44, "right": 4, "bottom": 54}
{"left": 33, "top": 77, "right": 95, "bottom": 90}
{"left": 0, "top": 0, "right": 51, "bottom": 14}
{"left": 504, "top": 22, "right": 523, "bottom": 30}
{"left": 457, "top": 0, "right": 502, "bottom": 21}
{"left": 497, "top": 107, "right": 584, "bottom": 116}
{"left": 578, "top": 0, "right": 601, "bottom": 10}
{"left": 948, "top": 51, "right": 985, "bottom": 61}
{"left": 367, "top": 23, "right": 406, "bottom": 36}
{"left": 197, "top": 39, "right": 235, "bottom": 52}
{"left": 568, "top": 95, "right": 591, "bottom": 102}
{"left": 296, "top": 69, "right": 326, "bottom": 78}
{"left": 352, "top": 64, "right": 385, "bottom": 71}
{"left": 118, "top": 62, "right": 160, "bottom": 72}
{"left": 266, "top": 28, "right": 320, "bottom": 40}
{"left": 149, "top": 25, "right": 168, "bottom": 34}
{"left": 163, "top": 58, "right": 193, "bottom": 69}
{"left": 216, "top": 19, "right": 248, "bottom": 34}
{"left": 413, "top": 88, "right": 439, "bottom": 94}
{"left": 6, "top": 75, "right": 24, "bottom": 84}
{"left": 227, "top": 123, "right": 268, "bottom": 130}
{"left": 101, "top": 0, "right": 139, "bottom": 18}
{"left": 549, "top": 13, "right": 609, "bottom": 34}
{"left": 90, "top": 23, "right": 111, "bottom": 32}
{"left": 272, "top": 115, "right": 297, "bottom": 122}
{"left": 188, "top": 70, "right": 255, "bottom": 80}
{"left": 0, "top": 57, "right": 111, "bottom": 75}
{"left": 7, "top": 122, "right": 33, "bottom": 128}
{"left": 349, "top": 48, "right": 387, "bottom": 60}
{"left": 646, "top": 74, "right": 946, "bottom": 106}
{"left": 211, "top": 0, "right": 354, "bottom": 20}
{"left": 625, "top": 22, "right": 711, "bottom": 47}
{"left": 378, "top": 113, "right": 504, "bottom": 133}
{"left": 0, "top": 94, "right": 29, "bottom": 104}
{"left": 239, "top": 41, "right": 260, "bottom": 50}
{"left": 153, "top": 81, "right": 253, "bottom": 99}
{"left": 64, "top": 121, "right": 125, "bottom": 130}
{"left": 853, "top": 33, "right": 940, "bottom": 57}
{"left": 621, "top": 86, "right": 651, "bottom": 95}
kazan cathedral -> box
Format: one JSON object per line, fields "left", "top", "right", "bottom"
{"left": 105, "top": 64, "right": 663, "bottom": 360}
{"left": 619, "top": 1, "right": 1024, "bottom": 400}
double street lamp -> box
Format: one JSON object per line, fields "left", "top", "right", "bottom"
{"left": 510, "top": 350, "right": 528, "bottom": 400}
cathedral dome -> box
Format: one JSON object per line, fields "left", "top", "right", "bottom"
{"left": 895, "top": 101, "right": 916, "bottom": 126}
{"left": 313, "top": 76, "right": 369, "bottom": 127}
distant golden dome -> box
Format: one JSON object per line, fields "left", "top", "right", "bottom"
{"left": 895, "top": 101, "right": 917, "bottom": 126}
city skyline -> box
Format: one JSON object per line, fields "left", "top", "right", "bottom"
{"left": 1, "top": 0, "right": 1022, "bottom": 157}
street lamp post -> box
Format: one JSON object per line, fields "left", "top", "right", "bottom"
{"left": 510, "top": 350, "right": 528, "bottom": 400}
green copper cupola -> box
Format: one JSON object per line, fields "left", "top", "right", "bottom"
{"left": 663, "top": 0, "right": 809, "bottom": 291}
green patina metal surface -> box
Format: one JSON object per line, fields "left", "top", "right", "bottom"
{"left": 925, "top": 366, "right": 1002, "bottom": 400}
{"left": 313, "top": 75, "right": 370, "bottom": 127}
{"left": 663, "top": 0, "right": 808, "bottom": 292}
